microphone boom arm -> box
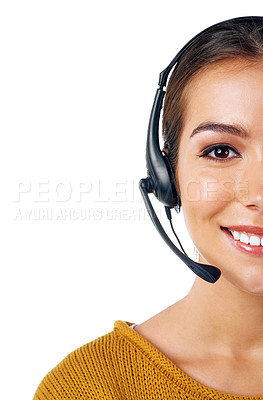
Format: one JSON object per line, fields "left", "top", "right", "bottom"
{"left": 139, "top": 178, "right": 221, "bottom": 283}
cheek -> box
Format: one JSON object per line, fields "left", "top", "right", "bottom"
{"left": 178, "top": 170, "right": 237, "bottom": 247}
{"left": 180, "top": 171, "right": 235, "bottom": 212}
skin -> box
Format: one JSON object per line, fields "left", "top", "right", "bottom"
{"left": 135, "top": 59, "right": 263, "bottom": 396}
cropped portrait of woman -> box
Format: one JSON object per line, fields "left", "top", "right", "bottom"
{"left": 33, "top": 16, "right": 263, "bottom": 399}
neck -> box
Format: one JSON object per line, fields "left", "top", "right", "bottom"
{"left": 183, "top": 274, "right": 263, "bottom": 355}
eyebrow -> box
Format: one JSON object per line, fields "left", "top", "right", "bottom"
{"left": 190, "top": 122, "right": 249, "bottom": 139}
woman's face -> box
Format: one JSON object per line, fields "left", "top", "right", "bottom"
{"left": 177, "top": 59, "right": 263, "bottom": 294}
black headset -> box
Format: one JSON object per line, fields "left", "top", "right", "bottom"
{"left": 139, "top": 16, "right": 263, "bottom": 284}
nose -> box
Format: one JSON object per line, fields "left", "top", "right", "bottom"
{"left": 238, "top": 163, "right": 263, "bottom": 212}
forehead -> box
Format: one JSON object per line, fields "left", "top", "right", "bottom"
{"left": 182, "top": 59, "right": 263, "bottom": 128}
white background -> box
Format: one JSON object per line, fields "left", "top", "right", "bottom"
{"left": 1, "top": 1, "right": 263, "bottom": 399}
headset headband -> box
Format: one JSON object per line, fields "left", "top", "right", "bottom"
{"left": 159, "top": 16, "right": 263, "bottom": 88}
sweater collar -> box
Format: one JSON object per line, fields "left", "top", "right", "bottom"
{"left": 114, "top": 320, "right": 263, "bottom": 400}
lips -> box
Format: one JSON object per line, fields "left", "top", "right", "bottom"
{"left": 225, "top": 225, "right": 263, "bottom": 235}
{"left": 221, "top": 227, "right": 263, "bottom": 256}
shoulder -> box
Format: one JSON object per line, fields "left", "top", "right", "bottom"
{"left": 33, "top": 321, "right": 135, "bottom": 400}
{"left": 33, "top": 320, "right": 196, "bottom": 400}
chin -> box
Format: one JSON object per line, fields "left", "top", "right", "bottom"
{"left": 234, "top": 273, "right": 263, "bottom": 296}
{"left": 210, "top": 259, "right": 263, "bottom": 296}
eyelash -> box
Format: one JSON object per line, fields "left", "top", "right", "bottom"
{"left": 199, "top": 144, "right": 241, "bottom": 163}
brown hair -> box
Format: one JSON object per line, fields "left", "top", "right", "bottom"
{"left": 162, "top": 17, "right": 263, "bottom": 174}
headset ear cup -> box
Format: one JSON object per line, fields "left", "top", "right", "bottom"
{"left": 145, "top": 88, "right": 180, "bottom": 209}
{"left": 161, "top": 151, "right": 181, "bottom": 212}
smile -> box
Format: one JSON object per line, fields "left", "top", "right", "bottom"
{"left": 221, "top": 227, "right": 263, "bottom": 256}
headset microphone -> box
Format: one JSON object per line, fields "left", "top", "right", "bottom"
{"left": 138, "top": 18, "right": 262, "bottom": 283}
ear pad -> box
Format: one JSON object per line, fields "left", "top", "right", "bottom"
{"left": 160, "top": 150, "right": 181, "bottom": 212}
{"left": 146, "top": 133, "right": 181, "bottom": 211}
{"left": 146, "top": 88, "right": 181, "bottom": 211}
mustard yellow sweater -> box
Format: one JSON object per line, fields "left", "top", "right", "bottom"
{"left": 33, "top": 320, "right": 263, "bottom": 400}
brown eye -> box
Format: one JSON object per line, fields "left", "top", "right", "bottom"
{"left": 200, "top": 144, "right": 240, "bottom": 162}
{"left": 214, "top": 146, "right": 229, "bottom": 158}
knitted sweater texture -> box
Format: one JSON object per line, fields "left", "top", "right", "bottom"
{"left": 33, "top": 320, "right": 263, "bottom": 400}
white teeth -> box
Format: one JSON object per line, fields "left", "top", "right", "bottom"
{"left": 229, "top": 229, "right": 263, "bottom": 246}
{"left": 249, "top": 236, "right": 261, "bottom": 246}
{"left": 240, "top": 233, "right": 249, "bottom": 244}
